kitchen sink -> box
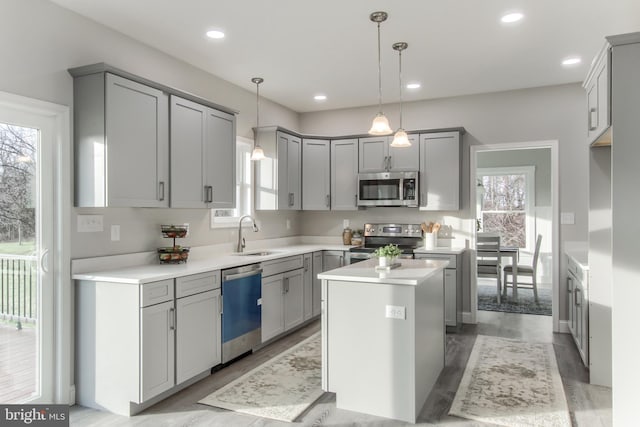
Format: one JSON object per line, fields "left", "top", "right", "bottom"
{"left": 232, "top": 250, "right": 277, "bottom": 257}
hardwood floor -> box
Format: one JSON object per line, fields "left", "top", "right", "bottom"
{"left": 70, "top": 312, "right": 611, "bottom": 426}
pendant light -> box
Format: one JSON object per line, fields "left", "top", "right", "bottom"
{"left": 368, "top": 11, "right": 393, "bottom": 135}
{"left": 390, "top": 42, "right": 411, "bottom": 147}
{"left": 250, "top": 77, "right": 266, "bottom": 161}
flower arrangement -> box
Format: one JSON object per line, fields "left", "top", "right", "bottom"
{"left": 374, "top": 244, "right": 402, "bottom": 259}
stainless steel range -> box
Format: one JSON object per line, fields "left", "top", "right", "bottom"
{"left": 348, "top": 223, "right": 423, "bottom": 264}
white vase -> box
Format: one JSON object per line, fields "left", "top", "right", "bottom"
{"left": 378, "top": 256, "right": 390, "bottom": 267}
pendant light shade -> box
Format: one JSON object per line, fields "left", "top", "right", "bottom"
{"left": 250, "top": 77, "right": 266, "bottom": 161}
{"left": 391, "top": 42, "right": 411, "bottom": 148}
{"left": 368, "top": 11, "right": 392, "bottom": 136}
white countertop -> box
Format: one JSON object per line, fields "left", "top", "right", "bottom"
{"left": 413, "top": 246, "right": 466, "bottom": 255}
{"left": 73, "top": 243, "right": 351, "bottom": 285}
{"left": 318, "top": 258, "right": 449, "bottom": 286}
{"left": 566, "top": 248, "right": 589, "bottom": 270}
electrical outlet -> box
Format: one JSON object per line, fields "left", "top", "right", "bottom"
{"left": 385, "top": 305, "right": 406, "bottom": 320}
{"left": 111, "top": 225, "right": 120, "bottom": 241}
{"left": 77, "top": 215, "right": 103, "bottom": 232}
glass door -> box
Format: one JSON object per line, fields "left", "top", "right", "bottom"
{"left": 0, "top": 110, "right": 54, "bottom": 403}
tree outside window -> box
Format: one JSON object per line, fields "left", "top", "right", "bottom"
{"left": 477, "top": 166, "right": 535, "bottom": 250}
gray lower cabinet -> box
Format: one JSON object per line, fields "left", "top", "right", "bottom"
{"left": 72, "top": 72, "right": 169, "bottom": 207}
{"left": 141, "top": 298, "right": 174, "bottom": 401}
{"left": 312, "top": 251, "right": 323, "bottom": 317}
{"left": 261, "top": 255, "right": 305, "bottom": 342}
{"left": 75, "top": 272, "right": 221, "bottom": 416}
{"left": 175, "top": 272, "right": 221, "bottom": 384}
{"left": 419, "top": 131, "right": 461, "bottom": 211}
{"left": 323, "top": 250, "right": 346, "bottom": 271}
{"left": 170, "top": 95, "right": 235, "bottom": 208}
{"left": 567, "top": 257, "right": 589, "bottom": 366}
{"left": 414, "top": 252, "right": 463, "bottom": 329}
{"left": 302, "top": 139, "right": 330, "bottom": 210}
{"left": 331, "top": 139, "right": 359, "bottom": 210}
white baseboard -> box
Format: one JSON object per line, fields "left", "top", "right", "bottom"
{"left": 462, "top": 311, "right": 476, "bottom": 324}
{"left": 557, "top": 320, "right": 570, "bottom": 334}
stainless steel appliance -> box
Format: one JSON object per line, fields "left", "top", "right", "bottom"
{"left": 221, "top": 263, "right": 262, "bottom": 363}
{"left": 348, "top": 223, "right": 423, "bottom": 263}
{"left": 357, "top": 171, "right": 418, "bottom": 207}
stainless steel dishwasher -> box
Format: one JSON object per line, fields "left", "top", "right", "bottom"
{"left": 221, "top": 263, "right": 262, "bottom": 363}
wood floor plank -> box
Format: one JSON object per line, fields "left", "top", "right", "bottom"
{"left": 70, "top": 313, "right": 611, "bottom": 426}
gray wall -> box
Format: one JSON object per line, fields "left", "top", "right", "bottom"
{"left": 300, "top": 84, "right": 587, "bottom": 320}
{"left": 0, "top": 0, "right": 301, "bottom": 258}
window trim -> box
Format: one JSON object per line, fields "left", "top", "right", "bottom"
{"left": 210, "top": 136, "right": 253, "bottom": 228}
{"left": 477, "top": 166, "right": 535, "bottom": 252}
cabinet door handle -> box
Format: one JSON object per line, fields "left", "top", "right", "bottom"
{"left": 567, "top": 277, "right": 572, "bottom": 293}
{"left": 169, "top": 307, "right": 175, "bottom": 330}
{"left": 304, "top": 258, "right": 309, "bottom": 272}
{"left": 205, "top": 186, "right": 213, "bottom": 203}
{"left": 219, "top": 296, "right": 223, "bottom": 315}
{"left": 354, "top": 194, "right": 358, "bottom": 207}
{"left": 158, "top": 181, "right": 165, "bottom": 201}
{"left": 588, "top": 107, "right": 597, "bottom": 131}
{"left": 284, "top": 277, "right": 289, "bottom": 294}
{"left": 575, "top": 288, "right": 580, "bottom": 306}
{"left": 288, "top": 192, "right": 294, "bottom": 207}
{"left": 326, "top": 194, "right": 330, "bottom": 208}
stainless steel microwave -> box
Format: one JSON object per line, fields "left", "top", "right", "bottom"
{"left": 357, "top": 171, "right": 419, "bottom": 207}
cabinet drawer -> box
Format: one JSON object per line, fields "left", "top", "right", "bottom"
{"left": 262, "top": 255, "right": 304, "bottom": 277}
{"left": 141, "top": 279, "right": 174, "bottom": 307}
{"left": 176, "top": 271, "right": 221, "bottom": 298}
{"left": 415, "top": 253, "right": 456, "bottom": 268}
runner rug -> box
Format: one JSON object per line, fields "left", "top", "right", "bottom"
{"left": 449, "top": 335, "right": 571, "bottom": 427}
{"left": 199, "top": 332, "right": 322, "bottom": 422}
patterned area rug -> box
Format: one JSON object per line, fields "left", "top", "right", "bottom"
{"left": 478, "top": 283, "right": 552, "bottom": 316}
{"left": 449, "top": 335, "right": 571, "bottom": 427}
{"left": 199, "top": 332, "right": 323, "bottom": 422}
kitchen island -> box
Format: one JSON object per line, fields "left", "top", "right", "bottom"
{"left": 319, "top": 258, "right": 448, "bottom": 423}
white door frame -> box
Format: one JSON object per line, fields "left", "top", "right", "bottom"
{"left": 0, "top": 91, "right": 71, "bottom": 403}
{"left": 469, "top": 140, "right": 560, "bottom": 332}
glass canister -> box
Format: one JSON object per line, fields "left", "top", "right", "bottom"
{"left": 342, "top": 228, "right": 352, "bottom": 245}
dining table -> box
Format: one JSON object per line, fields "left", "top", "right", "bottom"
{"left": 477, "top": 245, "right": 520, "bottom": 298}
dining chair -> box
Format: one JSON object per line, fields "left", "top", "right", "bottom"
{"left": 476, "top": 233, "right": 502, "bottom": 303}
{"left": 503, "top": 234, "right": 543, "bottom": 303}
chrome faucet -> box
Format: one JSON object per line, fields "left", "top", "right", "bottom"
{"left": 236, "top": 215, "right": 259, "bottom": 252}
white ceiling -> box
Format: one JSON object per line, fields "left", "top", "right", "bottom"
{"left": 50, "top": 0, "right": 640, "bottom": 113}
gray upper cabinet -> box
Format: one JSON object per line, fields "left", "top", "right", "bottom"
{"left": 358, "top": 135, "right": 419, "bottom": 172}
{"left": 73, "top": 72, "right": 169, "bottom": 207}
{"left": 170, "top": 95, "right": 235, "bottom": 209}
{"left": 419, "top": 131, "right": 461, "bottom": 211}
{"left": 584, "top": 42, "right": 611, "bottom": 146}
{"left": 302, "top": 139, "right": 330, "bottom": 210}
{"left": 331, "top": 139, "right": 359, "bottom": 210}
{"left": 255, "top": 128, "right": 301, "bottom": 210}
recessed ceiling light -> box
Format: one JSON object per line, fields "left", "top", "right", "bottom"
{"left": 501, "top": 12, "right": 524, "bottom": 23}
{"left": 314, "top": 94, "right": 327, "bottom": 101}
{"left": 562, "top": 57, "right": 582, "bottom": 66}
{"left": 406, "top": 83, "right": 421, "bottom": 89}
{"left": 206, "top": 30, "right": 225, "bottom": 39}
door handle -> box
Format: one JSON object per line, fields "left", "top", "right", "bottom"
{"left": 39, "top": 249, "right": 49, "bottom": 274}
{"left": 574, "top": 288, "right": 580, "bottom": 306}
{"left": 169, "top": 307, "right": 175, "bottom": 330}
{"left": 158, "top": 181, "right": 165, "bottom": 201}
{"left": 326, "top": 195, "right": 330, "bottom": 208}
{"left": 588, "top": 107, "right": 597, "bottom": 131}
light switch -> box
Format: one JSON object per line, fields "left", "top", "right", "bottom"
{"left": 77, "top": 215, "right": 103, "bottom": 232}
{"left": 561, "top": 212, "right": 575, "bottom": 225}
